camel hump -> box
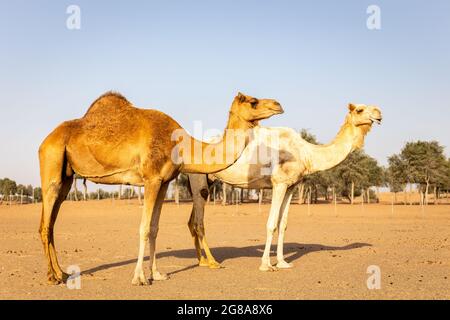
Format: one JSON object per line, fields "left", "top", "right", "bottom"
{"left": 83, "top": 91, "right": 133, "bottom": 116}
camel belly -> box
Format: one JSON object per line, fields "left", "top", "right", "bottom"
{"left": 86, "top": 170, "right": 144, "bottom": 186}
{"left": 212, "top": 163, "right": 273, "bottom": 189}
{"left": 65, "top": 137, "right": 143, "bottom": 184}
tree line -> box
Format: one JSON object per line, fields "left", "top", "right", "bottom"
{"left": 0, "top": 178, "right": 42, "bottom": 204}
{"left": 291, "top": 130, "right": 450, "bottom": 205}
{"left": 1, "top": 132, "right": 449, "bottom": 205}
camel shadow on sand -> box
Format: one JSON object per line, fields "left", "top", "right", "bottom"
{"left": 81, "top": 242, "right": 371, "bottom": 277}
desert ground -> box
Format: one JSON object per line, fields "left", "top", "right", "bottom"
{"left": 1, "top": 199, "right": 449, "bottom": 299}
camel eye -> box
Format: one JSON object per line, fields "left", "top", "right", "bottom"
{"left": 249, "top": 99, "right": 258, "bottom": 109}
{"left": 356, "top": 109, "right": 364, "bottom": 114}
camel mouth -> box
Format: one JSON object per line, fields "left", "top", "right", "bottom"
{"left": 274, "top": 106, "right": 284, "bottom": 114}
{"left": 254, "top": 106, "right": 284, "bottom": 121}
{"left": 266, "top": 103, "right": 284, "bottom": 115}
{"left": 370, "top": 117, "right": 382, "bottom": 125}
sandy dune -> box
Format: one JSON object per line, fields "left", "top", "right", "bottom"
{"left": 0, "top": 200, "right": 449, "bottom": 299}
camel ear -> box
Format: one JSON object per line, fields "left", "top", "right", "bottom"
{"left": 348, "top": 103, "right": 356, "bottom": 112}
{"left": 236, "top": 92, "right": 246, "bottom": 103}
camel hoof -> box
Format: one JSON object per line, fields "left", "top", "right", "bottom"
{"left": 208, "top": 261, "right": 223, "bottom": 269}
{"left": 276, "top": 261, "right": 294, "bottom": 269}
{"left": 47, "top": 274, "right": 63, "bottom": 285}
{"left": 152, "top": 271, "right": 169, "bottom": 281}
{"left": 131, "top": 273, "right": 150, "bottom": 286}
{"left": 57, "top": 272, "right": 70, "bottom": 283}
{"left": 259, "top": 264, "right": 278, "bottom": 272}
{"left": 199, "top": 257, "right": 209, "bottom": 267}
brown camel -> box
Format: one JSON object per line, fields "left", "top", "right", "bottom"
{"left": 38, "top": 91, "right": 283, "bottom": 285}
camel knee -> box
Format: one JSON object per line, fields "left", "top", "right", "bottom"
{"left": 39, "top": 226, "right": 53, "bottom": 241}
{"left": 139, "top": 227, "right": 150, "bottom": 241}
{"left": 199, "top": 188, "right": 209, "bottom": 200}
{"left": 266, "top": 224, "right": 277, "bottom": 235}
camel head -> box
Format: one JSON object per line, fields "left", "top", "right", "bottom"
{"left": 345, "top": 103, "right": 382, "bottom": 149}
{"left": 347, "top": 103, "right": 382, "bottom": 127}
{"left": 230, "top": 92, "right": 284, "bottom": 126}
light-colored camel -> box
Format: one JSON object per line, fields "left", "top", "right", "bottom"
{"left": 38, "top": 91, "right": 283, "bottom": 285}
{"left": 187, "top": 103, "right": 382, "bottom": 271}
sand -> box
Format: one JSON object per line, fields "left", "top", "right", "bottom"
{"left": 0, "top": 200, "right": 449, "bottom": 299}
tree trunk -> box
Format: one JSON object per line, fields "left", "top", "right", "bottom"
{"left": 213, "top": 185, "right": 216, "bottom": 205}
{"left": 118, "top": 185, "right": 122, "bottom": 200}
{"left": 403, "top": 186, "right": 407, "bottom": 205}
{"left": 20, "top": 190, "right": 23, "bottom": 205}
{"left": 408, "top": 183, "right": 412, "bottom": 205}
{"left": 433, "top": 185, "right": 437, "bottom": 205}
{"left": 222, "top": 183, "right": 227, "bottom": 205}
{"left": 333, "top": 186, "right": 337, "bottom": 216}
{"left": 138, "top": 187, "right": 142, "bottom": 205}
{"left": 307, "top": 186, "right": 311, "bottom": 216}
{"left": 391, "top": 192, "right": 394, "bottom": 214}
{"left": 174, "top": 179, "right": 179, "bottom": 205}
{"left": 425, "top": 181, "right": 429, "bottom": 205}
{"left": 351, "top": 181, "right": 354, "bottom": 205}
{"left": 314, "top": 186, "right": 318, "bottom": 204}
{"left": 367, "top": 188, "right": 370, "bottom": 204}
{"left": 376, "top": 187, "right": 380, "bottom": 203}
{"left": 297, "top": 184, "right": 305, "bottom": 204}
{"left": 97, "top": 189, "right": 100, "bottom": 201}
{"left": 73, "top": 179, "right": 78, "bottom": 201}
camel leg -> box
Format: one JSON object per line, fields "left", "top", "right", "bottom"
{"left": 276, "top": 186, "right": 295, "bottom": 269}
{"left": 188, "top": 174, "right": 221, "bottom": 268}
{"left": 39, "top": 157, "right": 73, "bottom": 284}
{"left": 200, "top": 236, "right": 221, "bottom": 269}
{"left": 149, "top": 182, "right": 170, "bottom": 281}
{"left": 188, "top": 208, "right": 207, "bottom": 265}
{"left": 40, "top": 178, "right": 72, "bottom": 284}
{"left": 259, "top": 183, "right": 287, "bottom": 272}
{"left": 48, "top": 176, "right": 73, "bottom": 279}
{"left": 132, "top": 179, "right": 162, "bottom": 285}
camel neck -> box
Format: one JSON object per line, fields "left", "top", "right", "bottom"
{"left": 226, "top": 111, "right": 255, "bottom": 131}
{"left": 306, "top": 121, "right": 368, "bottom": 173}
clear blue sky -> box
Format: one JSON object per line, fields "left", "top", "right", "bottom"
{"left": 1, "top": 0, "right": 449, "bottom": 187}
